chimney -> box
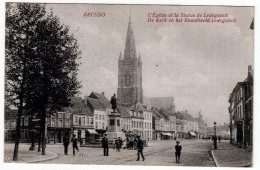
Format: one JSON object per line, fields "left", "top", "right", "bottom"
{"left": 102, "top": 92, "right": 105, "bottom": 95}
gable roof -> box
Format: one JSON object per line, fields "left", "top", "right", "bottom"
{"left": 174, "top": 111, "right": 195, "bottom": 121}
{"left": 151, "top": 108, "right": 164, "bottom": 119}
{"left": 89, "top": 92, "right": 111, "bottom": 109}
{"left": 62, "top": 97, "right": 94, "bottom": 116}
{"left": 85, "top": 97, "right": 106, "bottom": 111}
{"left": 129, "top": 102, "right": 146, "bottom": 111}
{"left": 117, "top": 105, "right": 131, "bottom": 118}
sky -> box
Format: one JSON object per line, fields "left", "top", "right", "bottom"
{"left": 46, "top": 4, "right": 254, "bottom": 127}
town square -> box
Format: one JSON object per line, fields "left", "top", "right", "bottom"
{"left": 3, "top": 3, "right": 253, "bottom": 167}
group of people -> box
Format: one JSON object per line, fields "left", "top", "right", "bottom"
{"left": 114, "top": 137, "right": 123, "bottom": 152}
{"left": 102, "top": 134, "right": 145, "bottom": 161}
{"left": 63, "top": 134, "right": 80, "bottom": 156}
{"left": 63, "top": 133, "right": 183, "bottom": 164}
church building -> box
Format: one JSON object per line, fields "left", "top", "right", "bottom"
{"left": 117, "top": 16, "right": 143, "bottom": 107}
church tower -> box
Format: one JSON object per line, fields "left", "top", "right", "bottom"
{"left": 117, "top": 16, "right": 143, "bottom": 107}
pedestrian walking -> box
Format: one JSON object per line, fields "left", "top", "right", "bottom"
{"left": 136, "top": 135, "right": 145, "bottom": 161}
{"left": 102, "top": 134, "right": 109, "bottom": 156}
{"left": 71, "top": 134, "right": 79, "bottom": 156}
{"left": 175, "top": 141, "right": 182, "bottom": 163}
{"left": 218, "top": 136, "right": 221, "bottom": 143}
{"left": 63, "top": 134, "right": 70, "bottom": 155}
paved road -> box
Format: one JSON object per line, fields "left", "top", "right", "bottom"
{"left": 39, "top": 139, "right": 215, "bottom": 166}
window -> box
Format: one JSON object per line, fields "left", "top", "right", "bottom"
{"left": 240, "top": 106, "right": 242, "bottom": 119}
{"left": 51, "top": 118, "right": 55, "bottom": 127}
{"left": 65, "top": 120, "right": 69, "bottom": 127}
{"left": 102, "top": 115, "right": 105, "bottom": 120}
{"left": 95, "top": 114, "right": 98, "bottom": 119}
{"left": 110, "top": 119, "right": 115, "bottom": 126}
{"left": 79, "top": 117, "right": 82, "bottom": 126}
{"left": 95, "top": 122, "right": 98, "bottom": 129}
{"left": 66, "top": 113, "right": 70, "bottom": 119}
{"left": 21, "top": 116, "right": 24, "bottom": 126}
{"left": 86, "top": 117, "right": 89, "bottom": 124}
{"left": 74, "top": 116, "right": 78, "bottom": 125}
{"left": 58, "top": 113, "right": 63, "bottom": 119}
{"left": 128, "top": 75, "right": 131, "bottom": 86}
{"left": 125, "top": 75, "right": 128, "bottom": 86}
{"left": 117, "top": 119, "right": 120, "bottom": 126}
{"left": 99, "top": 115, "right": 101, "bottom": 120}
{"left": 102, "top": 123, "right": 105, "bottom": 129}
{"left": 90, "top": 118, "right": 93, "bottom": 124}
{"left": 58, "top": 119, "right": 63, "bottom": 127}
{"left": 81, "top": 117, "right": 85, "bottom": 126}
{"left": 24, "top": 117, "right": 28, "bottom": 126}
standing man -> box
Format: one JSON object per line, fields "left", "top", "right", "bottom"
{"left": 119, "top": 137, "right": 123, "bottom": 150}
{"left": 175, "top": 141, "right": 182, "bottom": 163}
{"left": 110, "top": 94, "right": 117, "bottom": 113}
{"left": 71, "top": 134, "right": 79, "bottom": 156}
{"left": 136, "top": 135, "right": 145, "bottom": 161}
{"left": 102, "top": 134, "right": 109, "bottom": 156}
{"left": 63, "top": 133, "right": 70, "bottom": 155}
{"left": 115, "top": 138, "right": 120, "bottom": 152}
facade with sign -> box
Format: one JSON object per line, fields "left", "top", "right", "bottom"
{"left": 47, "top": 111, "right": 73, "bottom": 144}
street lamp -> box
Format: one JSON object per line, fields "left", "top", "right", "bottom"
{"left": 213, "top": 121, "right": 217, "bottom": 149}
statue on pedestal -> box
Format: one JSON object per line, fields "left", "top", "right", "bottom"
{"left": 110, "top": 93, "right": 117, "bottom": 113}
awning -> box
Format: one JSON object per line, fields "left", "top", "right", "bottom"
{"left": 189, "top": 132, "right": 196, "bottom": 136}
{"left": 161, "top": 132, "right": 172, "bottom": 136}
{"left": 86, "top": 129, "right": 98, "bottom": 135}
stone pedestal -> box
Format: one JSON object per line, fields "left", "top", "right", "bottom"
{"left": 106, "top": 111, "right": 126, "bottom": 140}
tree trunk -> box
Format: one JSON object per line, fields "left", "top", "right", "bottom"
{"left": 38, "top": 132, "right": 41, "bottom": 152}
{"left": 41, "top": 109, "right": 46, "bottom": 155}
{"left": 13, "top": 102, "right": 23, "bottom": 161}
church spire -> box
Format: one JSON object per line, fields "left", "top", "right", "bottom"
{"left": 119, "top": 51, "right": 122, "bottom": 60}
{"left": 138, "top": 53, "right": 141, "bottom": 62}
{"left": 124, "top": 14, "right": 137, "bottom": 59}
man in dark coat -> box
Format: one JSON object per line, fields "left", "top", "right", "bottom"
{"left": 102, "top": 134, "right": 109, "bottom": 156}
{"left": 63, "top": 134, "right": 70, "bottom": 155}
{"left": 136, "top": 135, "right": 145, "bottom": 161}
{"left": 115, "top": 138, "right": 121, "bottom": 152}
{"left": 110, "top": 94, "right": 117, "bottom": 113}
{"left": 71, "top": 134, "right": 79, "bottom": 156}
{"left": 175, "top": 141, "right": 182, "bottom": 163}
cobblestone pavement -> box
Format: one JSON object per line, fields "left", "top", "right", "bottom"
{"left": 212, "top": 140, "right": 252, "bottom": 167}
{"left": 4, "top": 139, "right": 214, "bottom": 166}
{"left": 4, "top": 143, "right": 57, "bottom": 163}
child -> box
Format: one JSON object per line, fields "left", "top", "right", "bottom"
{"left": 175, "top": 141, "right": 182, "bottom": 163}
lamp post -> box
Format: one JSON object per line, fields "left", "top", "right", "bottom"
{"left": 213, "top": 121, "right": 217, "bottom": 149}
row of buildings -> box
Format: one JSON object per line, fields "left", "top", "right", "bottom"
{"left": 228, "top": 65, "right": 253, "bottom": 148}
{"left": 5, "top": 16, "right": 208, "bottom": 145}
{"left": 5, "top": 92, "right": 207, "bottom": 144}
